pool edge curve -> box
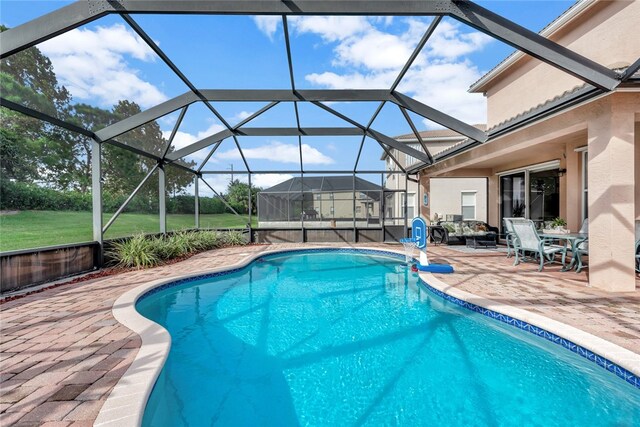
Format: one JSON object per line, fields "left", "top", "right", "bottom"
{"left": 95, "top": 247, "right": 640, "bottom": 427}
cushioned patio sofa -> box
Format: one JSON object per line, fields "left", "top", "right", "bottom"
{"left": 430, "top": 220, "right": 499, "bottom": 245}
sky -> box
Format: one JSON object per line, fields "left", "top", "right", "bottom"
{"left": 1, "top": 0, "right": 576, "bottom": 194}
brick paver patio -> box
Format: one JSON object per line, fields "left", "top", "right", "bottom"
{"left": 1, "top": 243, "right": 638, "bottom": 426}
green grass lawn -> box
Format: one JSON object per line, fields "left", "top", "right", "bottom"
{"left": 0, "top": 210, "right": 256, "bottom": 252}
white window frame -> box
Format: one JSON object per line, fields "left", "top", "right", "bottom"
{"left": 404, "top": 143, "right": 423, "bottom": 167}
{"left": 404, "top": 192, "right": 415, "bottom": 218}
{"left": 581, "top": 150, "right": 588, "bottom": 222}
{"left": 461, "top": 191, "right": 477, "bottom": 220}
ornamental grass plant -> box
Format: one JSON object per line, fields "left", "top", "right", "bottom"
{"left": 108, "top": 230, "right": 246, "bottom": 269}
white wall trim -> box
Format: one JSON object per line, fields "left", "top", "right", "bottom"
{"left": 497, "top": 160, "right": 561, "bottom": 177}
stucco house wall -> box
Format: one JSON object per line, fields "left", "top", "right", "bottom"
{"left": 473, "top": 0, "right": 640, "bottom": 128}
{"left": 429, "top": 178, "right": 488, "bottom": 223}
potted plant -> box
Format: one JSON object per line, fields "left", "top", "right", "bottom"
{"left": 546, "top": 217, "right": 569, "bottom": 234}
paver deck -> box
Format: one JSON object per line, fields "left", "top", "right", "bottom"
{"left": 1, "top": 243, "right": 638, "bottom": 426}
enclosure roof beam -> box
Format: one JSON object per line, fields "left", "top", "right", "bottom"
{"left": 0, "top": 97, "right": 193, "bottom": 170}
{"left": 200, "top": 170, "right": 402, "bottom": 175}
{"left": 390, "top": 16, "right": 442, "bottom": 92}
{"left": 162, "top": 105, "right": 189, "bottom": 159}
{"left": 398, "top": 105, "right": 434, "bottom": 165}
{"left": 282, "top": 16, "right": 304, "bottom": 173}
{"left": 232, "top": 102, "right": 279, "bottom": 129}
{"left": 312, "top": 99, "right": 406, "bottom": 172}
{"left": 102, "top": 163, "right": 160, "bottom": 234}
{"left": 311, "top": 101, "right": 429, "bottom": 167}
{"left": 390, "top": 91, "right": 488, "bottom": 143}
{"left": 0, "top": 0, "right": 458, "bottom": 59}
{"left": 1, "top": 97, "right": 94, "bottom": 138}
{"left": 199, "top": 176, "right": 244, "bottom": 218}
{"left": 353, "top": 102, "right": 384, "bottom": 172}
{"left": 620, "top": 56, "right": 640, "bottom": 82}
{"left": 367, "top": 16, "right": 440, "bottom": 171}
{"left": 166, "top": 127, "right": 364, "bottom": 161}
{"left": 449, "top": 0, "right": 619, "bottom": 91}
{"left": 105, "top": 139, "right": 197, "bottom": 174}
{"left": 121, "top": 13, "right": 252, "bottom": 172}
{"left": 166, "top": 130, "right": 234, "bottom": 161}
{"left": 1, "top": 0, "right": 621, "bottom": 92}
{"left": 94, "top": 89, "right": 388, "bottom": 146}
{"left": 196, "top": 141, "right": 223, "bottom": 173}
{"left": 199, "top": 89, "right": 391, "bottom": 102}
{"left": 95, "top": 92, "right": 199, "bottom": 142}
{"left": 310, "top": 100, "right": 408, "bottom": 173}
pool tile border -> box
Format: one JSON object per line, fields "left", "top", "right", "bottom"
{"left": 97, "top": 247, "right": 640, "bottom": 427}
{"left": 139, "top": 247, "right": 640, "bottom": 389}
{"left": 417, "top": 277, "right": 640, "bottom": 389}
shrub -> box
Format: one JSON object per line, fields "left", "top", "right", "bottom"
{"left": 221, "top": 230, "right": 246, "bottom": 246}
{"left": 0, "top": 179, "right": 232, "bottom": 214}
{"left": 108, "top": 234, "right": 160, "bottom": 269}
{"left": 107, "top": 230, "right": 246, "bottom": 269}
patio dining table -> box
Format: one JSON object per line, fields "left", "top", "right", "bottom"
{"left": 539, "top": 232, "right": 588, "bottom": 272}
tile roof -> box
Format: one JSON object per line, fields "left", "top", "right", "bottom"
{"left": 394, "top": 124, "right": 487, "bottom": 141}
{"left": 260, "top": 176, "right": 382, "bottom": 196}
{"left": 469, "top": 0, "right": 595, "bottom": 92}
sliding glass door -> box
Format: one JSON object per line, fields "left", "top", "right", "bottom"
{"left": 500, "top": 172, "right": 525, "bottom": 233}
{"left": 529, "top": 169, "right": 560, "bottom": 228}
{"left": 499, "top": 164, "right": 561, "bottom": 233}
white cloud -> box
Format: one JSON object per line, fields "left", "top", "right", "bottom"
{"left": 306, "top": 70, "right": 396, "bottom": 89}
{"left": 289, "top": 16, "right": 371, "bottom": 42}
{"left": 230, "top": 110, "right": 254, "bottom": 124}
{"left": 427, "top": 20, "right": 493, "bottom": 59}
{"left": 252, "top": 174, "right": 295, "bottom": 189}
{"left": 195, "top": 174, "right": 296, "bottom": 195}
{"left": 39, "top": 23, "right": 167, "bottom": 108}
{"left": 217, "top": 141, "right": 334, "bottom": 164}
{"left": 333, "top": 30, "right": 414, "bottom": 70}
{"left": 198, "top": 175, "right": 233, "bottom": 195}
{"left": 162, "top": 122, "right": 226, "bottom": 165}
{"left": 163, "top": 122, "right": 226, "bottom": 150}
{"left": 280, "top": 17, "right": 493, "bottom": 126}
{"left": 398, "top": 61, "right": 487, "bottom": 126}
{"left": 252, "top": 16, "right": 281, "bottom": 40}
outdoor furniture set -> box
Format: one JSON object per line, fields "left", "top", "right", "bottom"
{"left": 429, "top": 220, "right": 499, "bottom": 248}
{"left": 504, "top": 217, "right": 589, "bottom": 272}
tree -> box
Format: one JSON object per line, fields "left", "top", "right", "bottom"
{"left": 0, "top": 26, "right": 197, "bottom": 202}
{"left": 0, "top": 25, "right": 71, "bottom": 115}
{"left": 225, "top": 179, "right": 262, "bottom": 215}
{"left": 0, "top": 126, "right": 39, "bottom": 181}
{"left": 67, "top": 103, "right": 118, "bottom": 192}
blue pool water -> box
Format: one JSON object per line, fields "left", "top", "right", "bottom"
{"left": 138, "top": 251, "right": 640, "bottom": 427}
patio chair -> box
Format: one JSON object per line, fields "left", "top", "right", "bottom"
{"left": 503, "top": 217, "right": 520, "bottom": 258}
{"left": 574, "top": 218, "right": 588, "bottom": 273}
{"left": 510, "top": 218, "right": 567, "bottom": 271}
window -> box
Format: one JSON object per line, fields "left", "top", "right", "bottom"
{"left": 403, "top": 192, "right": 415, "bottom": 218}
{"left": 461, "top": 192, "right": 476, "bottom": 220}
{"left": 387, "top": 157, "right": 395, "bottom": 171}
{"left": 404, "top": 143, "right": 423, "bottom": 166}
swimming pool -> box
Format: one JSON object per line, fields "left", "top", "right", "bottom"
{"left": 137, "top": 250, "right": 640, "bottom": 426}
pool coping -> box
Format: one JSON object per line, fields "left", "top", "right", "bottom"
{"left": 94, "top": 246, "right": 640, "bottom": 427}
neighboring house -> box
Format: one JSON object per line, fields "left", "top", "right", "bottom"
{"left": 257, "top": 176, "right": 382, "bottom": 228}
{"left": 415, "top": 0, "right": 640, "bottom": 292}
{"left": 385, "top": 126, "right": 487, "bottom": 224}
